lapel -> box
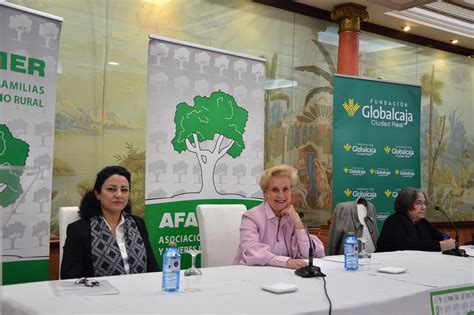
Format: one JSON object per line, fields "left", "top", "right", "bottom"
{"left": 351, "top": 198, "right": 364, "bottom": 236}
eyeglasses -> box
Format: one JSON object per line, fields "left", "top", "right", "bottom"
{"left": 75, "top": 277, "right": 100, "bottom": 287}
{"left": 414, "top": 200, "right": 430, "bottom": 206}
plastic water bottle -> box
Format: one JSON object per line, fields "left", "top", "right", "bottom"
{"left": 162, "top": 242, "right": 181, "bottom": 292}
{"left": 344, "top": 232, "right": 359, "bottom": 271}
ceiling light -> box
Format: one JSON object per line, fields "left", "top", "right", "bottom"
{"left": 450, "top": 39, "right": 459, "bottom": 44}
{"left": 402, "top": 25, "right": 411, "bottom": 32}
{"left": 108, "top": 61, "right": 119, "bottom": 66}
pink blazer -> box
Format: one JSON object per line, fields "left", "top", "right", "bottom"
{"left": 234, "top": 202, "right": 325, "bottom": 267}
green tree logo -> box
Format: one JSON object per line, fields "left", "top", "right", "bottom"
{"left": 0, "top": 124, "right": 30, "bottom": 207}
{"left": 171, "top": 91, "right": 248, "bottom": 196}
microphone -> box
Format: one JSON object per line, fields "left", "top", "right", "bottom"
{"left": 295, "top": 212, "right": 326, "bottom": 278}
{"left": 434, "top": 206, "right": 468, "bottom": 257}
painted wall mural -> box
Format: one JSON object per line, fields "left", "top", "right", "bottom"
{"left": 6, "top": 0, "right": 471, "bottom": 236}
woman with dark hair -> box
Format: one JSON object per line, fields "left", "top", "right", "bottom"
{"left": 376, "top": 187, "right": 455, "bottom": 252}
{"left": 61, "top": 166, "right": 159, "bottom": 279}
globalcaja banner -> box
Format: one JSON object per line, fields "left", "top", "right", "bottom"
{"left": 332, "top": 74, "right": 421, "bottom": 230}
{"left": 145, "top": 35, "right": 265, "bottom": 267}
{"left": 0, "top": 2, "right": 62, "bottom": 284}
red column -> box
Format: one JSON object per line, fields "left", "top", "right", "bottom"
{"left": 331, "top": 3, "right": 369, "bottom": 76}
{"left": 337, "top": 31, "right": 360, "bottom": 75}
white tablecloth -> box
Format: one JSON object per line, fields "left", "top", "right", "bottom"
{"left": 2, "top": 251, "right": 473, "bottom": 315}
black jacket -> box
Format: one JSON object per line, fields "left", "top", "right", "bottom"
{"left": 376, "top": 212, "right": 444, "bottom": 252}
{"left": 61, "top": 215, "right": 159, "bottom": 279}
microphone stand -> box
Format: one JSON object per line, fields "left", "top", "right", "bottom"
{"left": 295, "top": 213, "right": 326, "bottom": 278}
{"left": 435, "top": 206, "right": 468, "bottom": 257}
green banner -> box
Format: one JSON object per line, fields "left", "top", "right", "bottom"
{"left": 1, "top": 3, "right": 62, "bottom": 284}
{"left": 430, "top": 285, "right": 474, "bottom": 315}
{"left": 332, "top": 75, "right": 421, "bottom": 230}
{"left": 145, "top": 36, "right": 265, "bottom": 268}
{"left": 145, "top": 198, "right": 261, "bottom": 268}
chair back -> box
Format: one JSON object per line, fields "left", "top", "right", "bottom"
{"left": 196, "top": 204, "right": 246, "bottom": 268}
{"left": 58, "top": 206, "right": 80, "bottom": 277}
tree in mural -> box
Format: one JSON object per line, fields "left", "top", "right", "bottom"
{"left": 39, "top": 22, "right": 59, "bottom": 48}
{"left": 174, "top": 47, "right": 190, "bottom": 69}
{"left": 34, "top": 154, "right": 51, "bottom": 180}
{"left": 33, "top": 187, "right": 50, "bottom": 213}
{"left": 173, "top": 161, "right": 188, "bottom": 183}
{"left": 150, "top": 42, "right": 169, "bottom": 66}
{"left": 149, "top": 160, "right": 167, "bottom": 182}
{"left": 35, "top": 121, "right": 53, "bottom": 146}
{"left": 215, "top": 56, "right": 229, "bottom": 76}
{"left": 193, "top": 164, "right": 202, "bottom": 184}
{"left": 233, "top": 164, "right": 247, "bottom": 185}
{"left": 233, "top": 59, "right": 248, "bottom": 80}
{"left": 195, "top": 51, "right": 210, "bottom": 73}
{"left": 32, "top": 220, "right": 49, "bottom": 247}
{"left": 149, "top": 130, "right": 168, "bottom": 153}
{"left": 215, "top": 163, "right": 228, "bottom": 184}
{"left": 171, "top": 91, "right": 248, "bottom": 196}
{"left": 420, "top": 65, "right": 446, "bottom": 202}
{"left": 3, "top": 222, "right": 26, "bottom": 249}
{"left": 9, "top": 14, "right": 32, "bottom": 41}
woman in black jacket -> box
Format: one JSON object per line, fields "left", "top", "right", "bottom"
{"left": 61, "top": 166, "right": 159, "bottom": 279}
{"left": 376, "top": 187, "right": 455, "bottom": 253}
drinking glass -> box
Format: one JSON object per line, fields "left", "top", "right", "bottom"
{"left": 357, "top": 237, "right": 371, "bottom": 269}
{"left": 184, "top": 249, "right": 202, "bottom": 291}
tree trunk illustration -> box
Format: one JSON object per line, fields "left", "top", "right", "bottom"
{"left": 186, "top": 133, "right": 233, "bottom": 195}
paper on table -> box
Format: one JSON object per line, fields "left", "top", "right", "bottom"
{"left": 261, "top": 283, "right": 297, "bottom": 294}
{"left": 50, "top": 279, "right": 120, "bottom": 296}
{"left": 377, "top": 266, "right": 407, "bottom": 274}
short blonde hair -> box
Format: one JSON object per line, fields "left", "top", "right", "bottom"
{"left": 259, "top": 164, "right": 298, "bottom": 192}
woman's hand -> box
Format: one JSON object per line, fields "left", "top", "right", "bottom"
{"left": 280, "top": 205, "right": 304, "bottom": 229}
{"left": 439, "top": 239, "right": 456, "bottom": 252}
{"left": 286, "top": 258, "right": 307, "bottom": 269}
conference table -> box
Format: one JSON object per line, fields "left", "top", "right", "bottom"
{"left": 2, "top": 250, "right": 473, "bottom": 315}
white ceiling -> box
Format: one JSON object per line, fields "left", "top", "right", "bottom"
{"left": 295, "top": 0, "right": 474, "bottom": 50}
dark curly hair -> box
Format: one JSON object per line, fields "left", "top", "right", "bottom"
{"left": 394, "top": 187, "right": 427, "bottom": 215}
{"left": 79, "top": 166, "right": 132, "bottom": 219}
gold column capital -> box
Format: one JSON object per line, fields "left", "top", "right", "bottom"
{"left": 331, "top": 2, "right": 369, "bottom": 33}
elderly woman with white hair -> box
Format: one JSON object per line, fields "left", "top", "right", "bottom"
{"left": 234, "top": 164, "right": 325, "bottom": 269}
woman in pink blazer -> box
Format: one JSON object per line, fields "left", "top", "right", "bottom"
{"left": 234, "top": 164, "right": 325, "bottom": 269}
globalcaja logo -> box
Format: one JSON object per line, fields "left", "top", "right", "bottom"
{"left": 345, "top": 142, "right": 376, "bottom": 157}
{"left": 395, "top": 168, "right": 416, "bottom": 178}
{"left": 351, "top": 188, "right": 377, "bottom": 200}
{"left": 384, "top": 188, "right": 401, "bottom": 198}
{"left": 344, "top": 167, "right": 366, "bottom": 176}
{"left": 376, "top": 213, "right": 390, "bottom": 221}
{"left": 373, "top": 168, "right": 391, "bottom": 177}
{"left": 362, "top": 98, "right": 414, "bottom": 129}
{"left": 384, "top": 146, "right": 391, "bottom": 154}
{"left": 344, "top": 188, "right": 352, "bottom": 197}
{"left": 390, "top": 145, "right": 415, "bottom": 158}
{"left": 342, "top": 98, "right": 360, "bottom": 117}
